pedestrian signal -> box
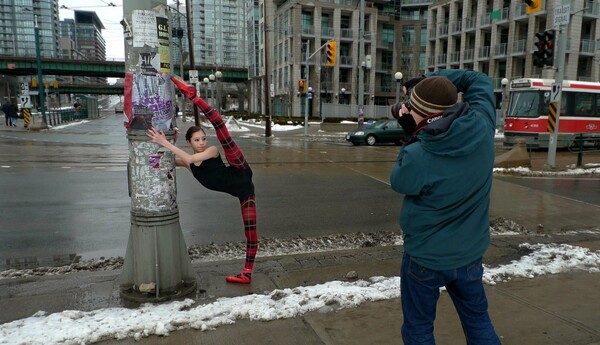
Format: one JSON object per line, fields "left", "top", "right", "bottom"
{"left": 326, "top": 40, "right": 336, "bottom": 66}
{"left": 298, "top": 79, "right": 307, "bottom": 94}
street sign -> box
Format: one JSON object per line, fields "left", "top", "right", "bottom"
{"left": 20, "top": 82, "right": 29, "bottom": 96}
{"left": 554, "top": 4, "right": 570, "bottom": 27}
{"left": 551, "top": 83, "right": 561, "bottom": 103}
{"left": 19, "top": 95, "right": 31, "bottom": 108}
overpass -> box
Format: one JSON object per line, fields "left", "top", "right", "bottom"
{"left": 0, "top": 55, "right": 248, "bottom": 81}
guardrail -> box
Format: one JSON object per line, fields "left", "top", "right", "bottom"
{"left": 45, "top": 108, "right": 88, "bottom": 127}
{"left": 568, "top": 134, "right": 600, "bottom": 167}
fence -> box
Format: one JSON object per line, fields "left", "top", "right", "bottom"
{"left": 45, "top": 108, "right": 89, "bottom": 127}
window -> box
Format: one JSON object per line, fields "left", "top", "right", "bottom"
{"left": 574, "top": 93, "right": 595, "bottom": 117}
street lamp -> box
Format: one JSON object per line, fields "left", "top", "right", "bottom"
{"left": 33, "top": 14, "right": 47, "bottom": 128}
{"left": 340, "top": 87, "right": 346, "bottom": 104}
{"left": 208, "top": 73, "right": 216, "bottom": 109}
{"left": 203, "top": 77, "right": 209, "bottom": 102}
{"left": 215, "top": 70, "right": 222, "bottom": 111}
{"left": 501, "top": 78, "right": 509, "bottom": 127}
{"left": 394, "top": 72, "right": 403, "bottom": 104}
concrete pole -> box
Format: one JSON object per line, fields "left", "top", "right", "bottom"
{"left": 304, "top": 40, "right": 310, "bottom": 136}
{"left": 547, "top": 22, "right": 567, "bottom": 168}
{"left": 358, "top": 0, "right": 365, "bottom": 113}
{"left": 119, "top": 0, "right": 196, "bottom": 302}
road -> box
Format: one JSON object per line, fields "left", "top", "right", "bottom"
{"left": 0, "top": 114, "right": 402, "bottom": 268}
{"left": 1, "top": 113, "right": 599, "bottom": 270}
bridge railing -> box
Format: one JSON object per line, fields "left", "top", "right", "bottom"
{"left": 46, "top": 108, "right": 88, "bottom": 127}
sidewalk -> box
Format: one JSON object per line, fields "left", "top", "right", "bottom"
{"left": 1, "top": 233, "right": 600, "bottom": 345}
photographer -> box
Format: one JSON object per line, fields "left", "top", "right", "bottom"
{"left": 390, "top": 70, "right": 501, "bottom": 344}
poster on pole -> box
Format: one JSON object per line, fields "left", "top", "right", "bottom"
{"left": 132, "top": 10, "right": 158, "bottom": 48}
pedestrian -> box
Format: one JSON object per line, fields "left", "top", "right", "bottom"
{"left": 1, "top": 102, "right": 8, "bottom": 126}
{"left": 146, "top": 75, "right": 257, "bottom": 284}
{"left": 390, "top": 69, "right": 501, "bottom": 344}
{"left": 6, "top": 100, "right": 18, "bottom": 127}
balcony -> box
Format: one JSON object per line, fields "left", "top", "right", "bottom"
{"left": 493, "top": 43, "right": 507, "bottom": 57}
{"left": 436, "top": 53, "right": 447, "bottom": 66}
{"left": 512, "top": 39, "right": 527, "bottom": 55}
{"left": 580, "top": 39, "right": 596, "bottom": 55}
{"left": 321, "top": 27, "right": 334, "bottom": 38}
{"left": 449, "top": 51, "right": 460, "bottom": 64}
{"left": 463, "top": 48, "right": 474, "bottom": 62}
{"left": 478, "top": 46, "right": 491, "bottom": 60}
{"left": 464, "top": 17, "right": 476, "bottom": 31}
{"left": 451, "top": 20, "right": 462, "bottom": 34}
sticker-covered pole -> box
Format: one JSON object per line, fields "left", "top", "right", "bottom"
{"left": 119, "top": 0, "right": 196, "bottom": 302}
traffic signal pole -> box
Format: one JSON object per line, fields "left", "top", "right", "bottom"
{"left": 303, "top": 40, "right": 330, "bottom": 136}
{"left": 547, "top": 17, "right": 568, "bottom": 167}
{"left": 119, "top": 0, "right": 196, "bottom": 302}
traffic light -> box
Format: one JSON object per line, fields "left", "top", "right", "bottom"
{"left": 325, "top": 40, "right": 336, "bottom": 66}
{"left": 543, "top": 29, "right": 556, "bottom": 66}
{"left": 533, "top": 31, "right": 546, "bottom": 68}
{"left": 533, "top": 30, "right": 556, "bottom": 68}
{"left": 525, "top": 0, "right": 542, "bottom": 14}
{"left": 298, "top": 79, "right": 306, "bottom": 94}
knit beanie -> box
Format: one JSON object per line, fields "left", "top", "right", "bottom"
{"left": 408, "top": 76, "right": 457, "bottom": 118}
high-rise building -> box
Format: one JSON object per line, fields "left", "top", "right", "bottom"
{"left": 190, "top": 0, "right": 247, "bottom": 68}
{"left": 426, "top": 0, "right": 600, "bottom": 109}
{"left": 0, "top": 0, "right": 60, "bottom": 58}
{"left": 249, "top": 0, "right": 410, "bottom": 118}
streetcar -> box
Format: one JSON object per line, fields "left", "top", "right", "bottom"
{"left": 503, "top": 78, "right": 600, "bottom": 148}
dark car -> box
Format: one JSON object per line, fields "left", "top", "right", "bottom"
{"left": 345, "top": 119, "right": 406, "bottom": 146}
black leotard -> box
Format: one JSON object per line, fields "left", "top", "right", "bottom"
{"left": 189, "top": 155, "right": 255, "bottom": 200}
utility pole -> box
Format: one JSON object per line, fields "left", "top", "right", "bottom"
{"left": 176, "top": 0, "right": 186, "bottom": 122}
{"left": 120, "top": 0, "right": 196, "bottom": 302}
{"left": 303, "top": 40, "right": 329, "bottom": 136}
{"left": 185, "top": 0, "right": 200, "bottom": 126}
{"left": 304, "top": 40, "right": 310, "bottom": 136}
{"left": 263, "top": 0, "right": 272, "bottom": 137}
{"left": 357, "top": 0, "right": 365, "bottom": 117}
{"left": 34, "top": 15, "right": 47, "bottom": 128}
{"left": 547, "top": 3, "right": 570, "bottom": 168}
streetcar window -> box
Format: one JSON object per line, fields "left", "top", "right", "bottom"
{"left": 574, "top": 93, "right": 594, "bottom": 117}
{"left": 507, "top": 91, "right": 540, "bottom": 118}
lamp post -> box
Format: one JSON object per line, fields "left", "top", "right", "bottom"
{"left": 203, "top": 77, "right": 209, "bottom": 102}
{"left": 500, "top": 78, "right": 509, "bottom": 129}
{"left": 215, "top": 70, "right": 222, "bottom": 112}
{"left": 208, "top": 73, "right": 216, "bottom": 109}
{"left": 394, "top": 72, "right": 403, "bottom": 104}
{"left": 34, "top": 15, "right": 47, "bottom": 128}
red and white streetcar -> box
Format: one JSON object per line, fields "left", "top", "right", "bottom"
{"left": 504, "top": 78, "right": 600, "bottom": 148}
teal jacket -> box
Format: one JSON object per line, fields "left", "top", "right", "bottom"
{"left": 390, "top": 69, "right": 496, "bottom": 270}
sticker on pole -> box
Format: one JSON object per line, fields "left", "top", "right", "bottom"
{"left": 551, "top": 83, "right": 561, "bottom": 103}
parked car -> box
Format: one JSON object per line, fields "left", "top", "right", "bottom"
{"left": 345, "top": 119, "right": 406, "bottom": 146}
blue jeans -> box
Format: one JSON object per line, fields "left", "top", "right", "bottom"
{"left": 401, "top": 254, "right": 501, "bottom": 345}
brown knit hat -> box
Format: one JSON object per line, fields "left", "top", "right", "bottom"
{"left": 408, "top": 76, "right": 457, "bottom": 118}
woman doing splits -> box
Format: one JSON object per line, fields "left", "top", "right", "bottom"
{"left": 146, "top": 75, "right": 257, "bottom": 284}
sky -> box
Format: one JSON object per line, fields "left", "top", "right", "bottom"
{"left": 58, "top": 0, "right": 182, "bottom": 61}
{"left": 58, "top": 0, "right": 126, "bottom": 60}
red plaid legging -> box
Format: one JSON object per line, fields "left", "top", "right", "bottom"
{"left": 188, "top": 93, "right": 257, "bottom": 272}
